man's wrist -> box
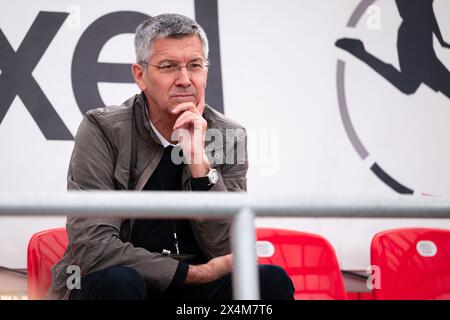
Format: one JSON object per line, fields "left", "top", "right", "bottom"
{"left": 189, "top": 153, "right": 210, "bottom": 178}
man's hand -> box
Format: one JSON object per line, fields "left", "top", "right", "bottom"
{"left": 171, "top": 92, "right": 210, "bottom": 177}
{"left": 184, "top": 254, "right": 233, "bottom": 285}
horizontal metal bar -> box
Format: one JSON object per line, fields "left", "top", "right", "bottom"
{"left": 1, "top": 192, "right": 450, "bottom": 218}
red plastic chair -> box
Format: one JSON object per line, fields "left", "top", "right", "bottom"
{"left": 371, "top": 228, "right": 450, "bottom": 300}
{"left": 256, "top": 228, "right": 347, "bottom": 300}
{"left": 27, "top": 228, "right": 68, "bottom": 300}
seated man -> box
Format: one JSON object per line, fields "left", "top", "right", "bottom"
{"left": 48, "top": 13, "right": 294, "bottom": 300}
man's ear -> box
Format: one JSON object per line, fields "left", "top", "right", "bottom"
{"left": 131, "top": 63, "right": 146, "bottom": 91}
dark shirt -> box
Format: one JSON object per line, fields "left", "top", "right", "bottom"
{"left": 130, "top": 145, "right": 212, "bottom": 290}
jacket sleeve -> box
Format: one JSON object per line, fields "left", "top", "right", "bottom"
{"left": 191, "top": 127, "right": 249, "bottom": 259}
{"left": 65, "top": 113, "right": 179, "bottom": 292}
{"left": 209, "top": 127, "right": 248, "bottom": 192}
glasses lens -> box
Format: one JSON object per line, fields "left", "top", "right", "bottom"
{"left": 187, "top": 62, "right": 205, "bottom": 72}
{"left": 160, "top": 64, "right": 179, "bottom": 73}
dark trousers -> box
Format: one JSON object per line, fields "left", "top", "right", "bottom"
{"left": 69, "top": 264, "right": 294, "bottom": 300}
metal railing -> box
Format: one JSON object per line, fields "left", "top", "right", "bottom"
{"left": 1, "top": 192, "right": 450, "bottom": 299}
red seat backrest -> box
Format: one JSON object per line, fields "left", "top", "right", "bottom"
{"left": 27, "top": 228, "right": 68, "bottom": 300}
{"left": 371, "top": 227, "right": 450, "bottom": 300}
{"left": 256, "top": 228, "right": 347, "bottom": 300}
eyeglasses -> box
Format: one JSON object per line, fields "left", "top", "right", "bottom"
{"left": 140, "top": 60, "right": 210, "bottom": 74}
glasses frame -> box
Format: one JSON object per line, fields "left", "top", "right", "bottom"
{"left": 140, "top": 60, "right": 211, "bottom": 74}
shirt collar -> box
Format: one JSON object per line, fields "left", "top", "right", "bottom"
{"left": 144, "top": 104, "right": 178, "bottom": 148}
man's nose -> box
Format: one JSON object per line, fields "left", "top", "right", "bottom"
{"left": 174, "top": 67, "right": 192, "bottom": 87}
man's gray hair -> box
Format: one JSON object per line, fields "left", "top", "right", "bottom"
{"left": 134, "top": 13, "right": 209, "bottom": 64}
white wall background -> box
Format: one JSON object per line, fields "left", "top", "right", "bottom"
{"left": 1, "top": 0, "right": 449, "bottom": 270}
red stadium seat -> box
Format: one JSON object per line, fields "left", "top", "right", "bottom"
{"left": 371, "top": 228, "right": 450, "bottom": 300}
{"left": 27, "top": 228, "right": 68, "bottom": 300}
{"left": 256, "top": 228, "right": 347, "bottom": 300}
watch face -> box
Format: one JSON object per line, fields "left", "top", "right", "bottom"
{"left": 209, "top": 169, "right": 219, "bottom": 184}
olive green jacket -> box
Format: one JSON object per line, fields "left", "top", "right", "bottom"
{"left": 47, "top": 93, "right": 248, "bottom": 299}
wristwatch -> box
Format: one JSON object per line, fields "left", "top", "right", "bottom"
{"left": 194, "top": 168, "right": 219, "bottom": 185}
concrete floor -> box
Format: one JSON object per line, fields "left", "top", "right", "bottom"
{"left": 0, "top": 267, "right": 28, "bottom": 300}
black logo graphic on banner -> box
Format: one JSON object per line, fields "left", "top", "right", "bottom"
{"left": 195, "top": 0, "right": 224, "bottom": 113}
{"left": 0, "top": 0, "right": 224, "bottom": 141}
{"left": 0, "top": 12, "right": 73, "bottom": 140}
{"left": 72, "top": 11, "right": 150, "bottom": 116}
{"left": 335, "top": 0, "right": 450, "bottom": 194}
{"left": 336, "top": 0, "right": 450, "bottom": 98}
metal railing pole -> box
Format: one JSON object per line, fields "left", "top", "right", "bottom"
{"left": 231, "top": 207, "right": 260, "bottom": 300}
